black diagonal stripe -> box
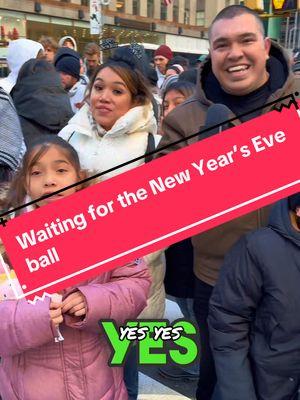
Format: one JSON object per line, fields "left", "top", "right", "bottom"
{"left": 0, "top": 92, "right": 298, "bottom": 219}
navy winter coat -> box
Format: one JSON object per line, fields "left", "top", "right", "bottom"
{"left": 208, "top": 198, "right": 300, "bottom": 400}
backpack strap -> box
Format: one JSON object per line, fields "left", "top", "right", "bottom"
{"left": 145, "top": 133, "right": 156, "bottom": 163}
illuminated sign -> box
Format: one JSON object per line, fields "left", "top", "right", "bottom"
{"left": 273, "top": 0, "right": 297, "bottom": 9}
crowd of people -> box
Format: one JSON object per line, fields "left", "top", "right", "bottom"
{"left": 0, "top": 4, "right": 299, "bottom": 400}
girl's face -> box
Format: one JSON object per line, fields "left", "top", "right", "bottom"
{"left": 163, "top": 90, "right": 186, "bottom": 118}
{"left": 90, "top": 67, "right": 133, "bottom": 131}
{"left": 63, "top": 40, "right": 74, "bottom": 50}
{"left": 26, "top": 146, "right": 81, "bottom": 207}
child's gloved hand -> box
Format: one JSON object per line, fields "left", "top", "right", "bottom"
{"left": 50, "top": 300, "right": 63, "bottom": 327}
{"left": 61, "top": 290, "right": 87, "bottom": 317}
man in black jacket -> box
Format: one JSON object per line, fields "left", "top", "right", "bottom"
{"left": 209, "top": 192, "right": 300, "bottom": 400}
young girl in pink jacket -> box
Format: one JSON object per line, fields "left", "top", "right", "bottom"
{"left": 0, "top": 135, "right": 150, "bottom": 400}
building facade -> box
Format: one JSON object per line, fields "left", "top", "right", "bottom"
{"left": 0, "top": 0, "right": 241, "bottom": 61}
{"left": 1, "top": 0, "right": 297, "bottom": 62}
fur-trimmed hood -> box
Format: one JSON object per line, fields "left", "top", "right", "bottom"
{"left": 58, "top": 36, "right": 77, "bottom": 52}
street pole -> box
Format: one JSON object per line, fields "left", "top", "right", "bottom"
{"left": 285, "top": 16, "right": 289, "bottom": 48}
{"left": 293, "top": 9, "right": 298, "bottom": 49}
{"left": 100, "top": 0, "right": 111, "bottom": 63}
{"left": 90, "top": 0, "right": 111, "bottom": 63}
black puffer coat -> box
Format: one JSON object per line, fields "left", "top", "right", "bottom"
{"left": 208, "top": 198, "right": 300, "bottom": 400}
{"left": 11, "top": 59, "right": 73, "bottom": 147}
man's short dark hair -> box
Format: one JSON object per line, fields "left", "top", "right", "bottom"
{"left": 208, "top": 5, "right": 265, "bottom": 41}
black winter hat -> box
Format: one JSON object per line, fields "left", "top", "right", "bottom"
{"left": 54, "top": 47, "right": 80, "bottom": 80}
{"left": 288, "top": 192, "right": 300, "bottom": 211}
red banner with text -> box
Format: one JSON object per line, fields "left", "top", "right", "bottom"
{"left": 0, "top": 103, "right": 299, "bottom": 303}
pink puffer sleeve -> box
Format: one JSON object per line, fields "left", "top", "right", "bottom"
{"left": 64, "top": 258, "right": 151, "bottom": 333}
{"left": 0, "top": 297, "right": 55, "bottom": 356}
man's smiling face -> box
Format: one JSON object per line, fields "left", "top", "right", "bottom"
{"left": 209, "top": 13, "right": 271, "bottom": 96}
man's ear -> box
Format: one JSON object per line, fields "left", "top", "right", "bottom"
{"left": 264, "top": 37, "right": 272, "bottom": 57}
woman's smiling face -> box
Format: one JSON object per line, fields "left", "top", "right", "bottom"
{"left": 90, "top": 67, "right": 134, "bottom": 131}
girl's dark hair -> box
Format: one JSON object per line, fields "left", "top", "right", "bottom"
{"left": 163, "top": 80, "right": 196, "bottom": 102}
{"left": 87, "top": 54, "right": 152, "bottom": 107}
{"left": 162, "top": 80, "right": 196, "bottom": 116}
{"left": 5, "top": 135, "right": 83, "bottom": 211}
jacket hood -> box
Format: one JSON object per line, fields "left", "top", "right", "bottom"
{"left": 58, "top": 36, "right": 77, "bottom": 52}
{"left": 12, "top": 70, "right": 73, "bottom": 132}
{"left": 62, "top": 101, "right": 157, "bottom": 138}
{"left": 196, "top": 41, "right": 292, "bottom": 106}
{"left": 0, "top": 39, "right": 44, "bottom": 93}
{"left": 269, "top": 198, "right": 300, "bottom": 248}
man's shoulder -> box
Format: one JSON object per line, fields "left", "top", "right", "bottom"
{"left": 169, "top": 94, "right": 207, "bottom": 115}
{"left": 292, "top": 74, "right": 300, "bottom": 92}
{"left": 244, "top": 226, "right": 286, "bottom": 261}
{"left": 156, "top": 95, "right": 208, "bottom": 156}
{"left": 279, "top": 72, "right": 300, "bottom": 98}
{"left": 164, "top": 95, "right": 208, "bottom": 134}
{"left": 266, "top": 73, "right": 300, "bottom": 113}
